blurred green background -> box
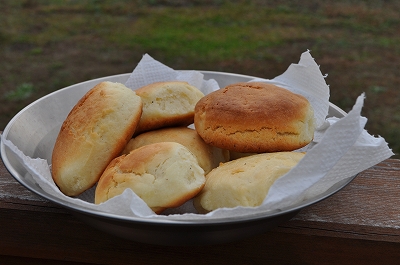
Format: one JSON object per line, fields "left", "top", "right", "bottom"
{"left": 1, "top": 0, "right": 399, "bottom": 157}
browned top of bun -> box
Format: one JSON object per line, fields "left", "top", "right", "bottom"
{"left": 194, "top": 82, "right": 315, "bottom": 153}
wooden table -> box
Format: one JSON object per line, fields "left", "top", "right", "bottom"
{"left": 1, "top": 148, "right": 400, "bottom": 264}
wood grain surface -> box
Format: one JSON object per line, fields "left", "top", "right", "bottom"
{"left": 1, "top": 153, "right": 400, "bottom": 264}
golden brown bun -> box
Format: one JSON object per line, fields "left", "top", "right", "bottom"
{"left": 194, "top": 151, "right": 305, "bottom": 213}
{"left": 122, "top": 127, "right": 230, "bottom": 174}
{"left": 95, "top": 142, "right": 205, "bottom": 214}
{"left": 51, "top": 81, "right": 143, "bottom": 196}
{"left": 134, "top": 81, "right": 204, "bottom": 135}
{"left": 194, "top": 82, "right": 315, "bottom": 153}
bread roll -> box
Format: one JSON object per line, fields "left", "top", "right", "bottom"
{"left": 51, "top": 81, "right": 143, "bottom": 196}
{"left": 95, "top": 142, "right": 206, "bottom": 214}
{"left": 194, "top": 151, "right": 305, "bottom": 213}
{"left": 134, "top": 81, "right": 204, "bottom": 134}
{"left": 122, "top": 127, "right": 229, "bottom": 174}
{"left": 194, "top": 82, "right": 315, "bottom": 153}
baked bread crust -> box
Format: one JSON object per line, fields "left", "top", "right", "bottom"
{"left": 193, "top": 151, "right": 305, "bottom": 213}
{"left": 51, "top": 81, "right": 143, "bottom": 196}
{"left": 135, "top": 81, "right": 204, "bottom": 134}
{"left": 95, "top": 142, "right": 205, "bottom": 214}
{"left": 123, "top": 127, "right": 230, "bottom": 174}
{"left": 194, "top": 82, "right": 315, "bottom": 153}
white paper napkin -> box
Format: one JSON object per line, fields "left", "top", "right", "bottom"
{"left": 1, "top": 50, "right": 394, "bottom": 221}
{"left": 125, "top": 53, "right": 219, "bottom": 95}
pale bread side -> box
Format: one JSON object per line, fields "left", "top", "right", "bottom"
{"left": 51, "top": 81, "right": 143, "bottom": 196}
{"left": 95, "top": 142, "right": 205, "bottom": 214}
{"left": 123, "top": 127, "right": 230, "bottom": 174}
{"left": 135, "top": 81, "right": 204, "bottom": 134}
{"left": 193, "top": 151, "right": 305, "bottom": 213}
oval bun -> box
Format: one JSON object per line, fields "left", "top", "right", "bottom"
{"left": 95, "top": 142, "right": 206, "bottom": 214}
{"left": 194, "top": 82, "right": 315, "bottom": 153}
{"left": 123, "top": 127, "right": 229, "bottom": 174}
{"left": 194, "top": 151, "right": 305, "bottom": 213}
{"left": 135, "top": 81, "right": 204, "bottom": 134}
{"left": 51, "top": 81, "right": 143, "bottom": 196}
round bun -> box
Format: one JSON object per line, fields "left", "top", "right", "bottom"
{"left": 194, "top": 151, "right": 305, "bottom": 213}
{"left": 122, "top": 127, "right": 230, "bottom": 174}
{"left": 194, "top": 82, "right": 315, "bottom": 153}
{"left": 95, "top": 142, "right": 206, "bottom": 214}
{"left": 134, "top": 81, "right": 204, "bottom": 134}
{"left": 51, "top": 81, "right": 143, "bottom": 196}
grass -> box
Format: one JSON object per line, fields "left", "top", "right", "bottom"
{"left": 1, "top": 0, "right": 399, "bottom": 157}
{"left": 3, "top": 83, "right": 34, "bottom": 101}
